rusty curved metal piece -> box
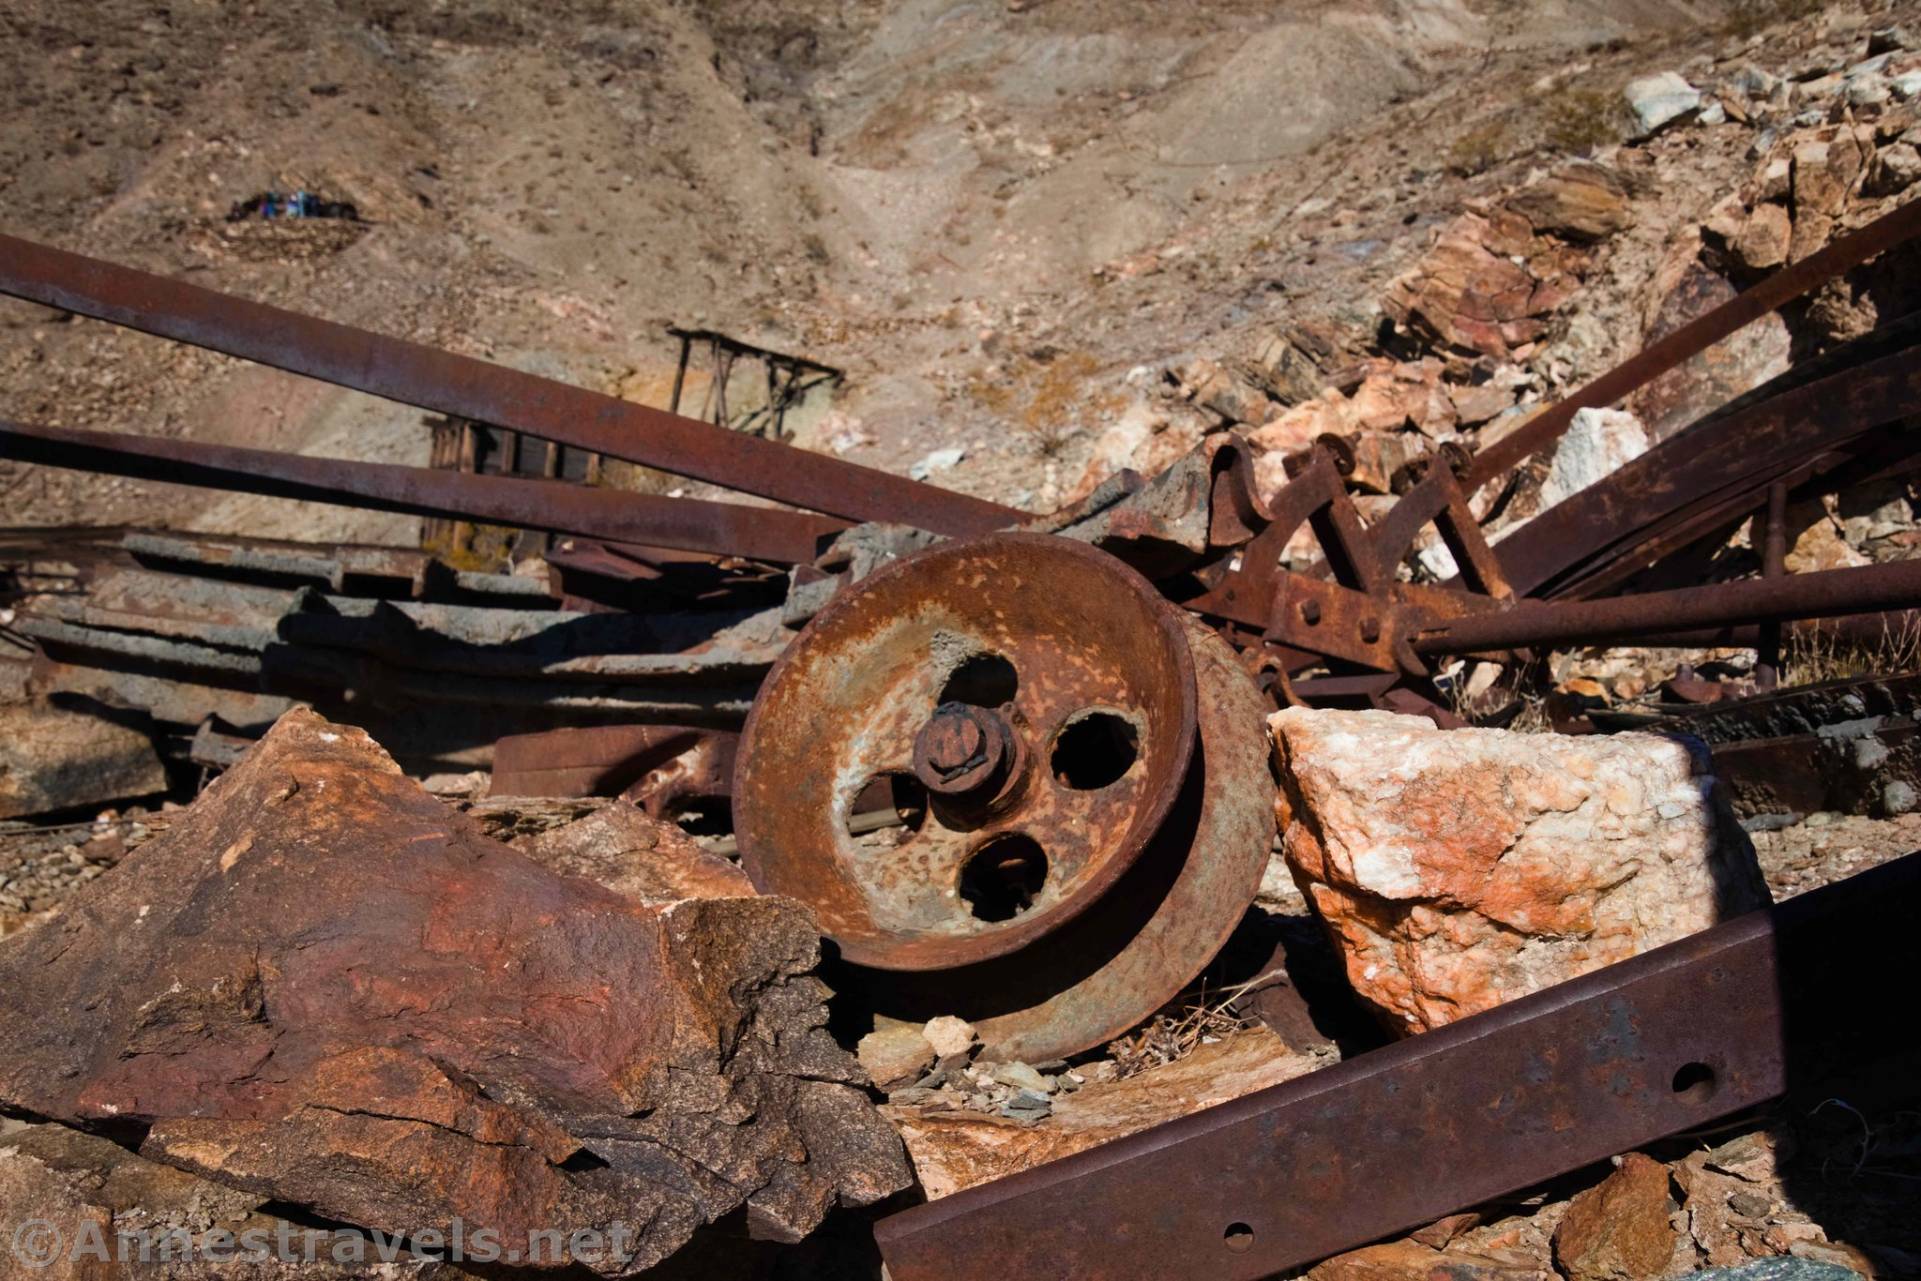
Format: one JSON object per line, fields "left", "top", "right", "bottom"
{"left": 733, "top": 532, "right": 1198, "bottom": 973}
{"left": 0, "top": 419, "right": 847, "bottom": 564}
{"left": 0, "top": 233, "right": 1017, "bottom": 535}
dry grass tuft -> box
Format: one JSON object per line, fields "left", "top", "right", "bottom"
{"left": 1446, "top": 118, "right": 1514, "bottom": 177}
{"left": 1106, "top": 975, "right": 1262, "bottom": 1078}
{"left": 1543, "top": 87, "right": 1626, "bottom": 155}
{"left": 1784, "top": 613, "right": 1921, "bottom": 687}
{"left": 968, "top": 351, "right": 1116, "bottom": 459}
{"left": 1723, "top": 0, "right": 1824, "bottom": 38}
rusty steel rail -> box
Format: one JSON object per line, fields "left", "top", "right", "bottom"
{"left": 876, "top": 849, "right": 1921, "bottom": 1281}
{"left": 0, "top": 420, "right": 848, "bottom": 564}
{"left": 1412, "top": 556, "right": 1921, "bottom": 655}
{"left": 0, "top": 234, "right": 1017, "bottom": 536}
{"left": 1466, "top": 195, "right": 1921, "bottom": 489}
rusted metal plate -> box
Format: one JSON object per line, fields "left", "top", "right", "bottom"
{"left": 122, "top": 530, "right": 433, "bottom": 596}
{"left": 1710, "top": 721, "right": 1921, "bottom": 820}
{"left": 1656, "top": 669, "right": 1921, "bottom": 744}
{"left": 1266, "top": 574, "right": 1404, "bottom": 671}
{"left": 876, "top": 851, "right": 1921, "bottom": 1281}
{"left": 0, "top": 234, "right": 1015, "bottom": 535}
{"left": 734, "top": 532, "right": 1197, "bottom": 973}
{"left": 35, "top": 566, "right": 295, "bottom": 650}
{"left": 0, "top": 419, "right": 848, "bottom": 564}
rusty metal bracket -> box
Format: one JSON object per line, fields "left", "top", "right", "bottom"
{"left": 1267, "top": 574, "right": 1404, "bottom": 671}
{"left": 1186, "top": 446, "right": 1383, "bottom": 621}
{"left": 1183, "top": 444, "right": 1506, "bottom": 680}
{"left": 875, "top": 850, "right": 1921, "bottom": 1281}
{"left": 1375, "top": 458, "right": 1512, "bottom": 601}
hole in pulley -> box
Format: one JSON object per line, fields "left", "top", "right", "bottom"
{"left": 959, "top": 834, "right": 1047, "bottom": 921}
{"left": 1052, "top": 711, "right": 1139, "bottom": 790}
{"left": 939, "top": 652, "right": 1019, "bottom": 707}
{"left": 844, "top": 772, "right": 928, "bottom": 843}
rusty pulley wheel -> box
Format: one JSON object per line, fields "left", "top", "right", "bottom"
{"left": 734, "top": 533, "right": 1275, "bottom": 1059}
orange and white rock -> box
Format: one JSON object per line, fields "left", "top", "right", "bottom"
{"left": 1270, "top": 709, "right": 1768, "bottom": 1036}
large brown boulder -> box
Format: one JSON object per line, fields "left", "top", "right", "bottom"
{"left": 1271, "top": 709, "right": 1768, "bottom": 1035}
{"left": 1380, "top": 205, "right": 1589, "bottom": 362}
{"left": 0, "top": 710, "right": 909, "bottom": 1275}
{"left": 1503, "top": 161, "right": 1634, "bottom": 243}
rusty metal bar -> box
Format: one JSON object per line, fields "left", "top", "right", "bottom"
{"left": 1756, "top": 481, "right": 1790, "bottom": 680}
{"left": 1466, "top": 196, "right": 1921, "bottom": 489}
{"left": 1413, "top": 556, "right": 1921, "bottom": 655}
{"left": 668, "top": 331, "right": 692, "bottom": 417}
{"left": 0, "top": 234, "right": 1016, "bottom": 535}
{"left": 876, "top": 851, "right": 1921, "bottom": 1281}
{"left": 0, "top": 420, "right": 847, "bottom": 564}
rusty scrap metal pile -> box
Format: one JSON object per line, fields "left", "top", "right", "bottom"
{"left": 3, "top": 206, "right": 1921, "bottom": 1280}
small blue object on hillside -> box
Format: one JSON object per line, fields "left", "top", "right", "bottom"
{"left": 226, "top": 190, "right": 360, "bottom": 222}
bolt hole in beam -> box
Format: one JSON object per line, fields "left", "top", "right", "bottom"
{"left": 959, "top": 834, "right": 1048, "bottom": 922}
{"left": 1671, "top": 1061, "right": 1718, "bottom": 1103}
{"left": 845, "top": 773, "right": 928, "bottom": 841}
{"left": 939, "top": 652, "right": 1020, "bottom": 708}
{"left": 1223, "top": 1223, "right": 1255, "bottom": 1253}
{"left": 1051, "top": 711, "right": 1140, "bottom": 790}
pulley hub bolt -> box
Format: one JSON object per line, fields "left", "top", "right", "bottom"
{"left": 913, "top": 702, "right": 1019, "bottom": 802}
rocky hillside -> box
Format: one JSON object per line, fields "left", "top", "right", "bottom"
{"left": 0, "top": 0, "right": 1848, "bottom": 544}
